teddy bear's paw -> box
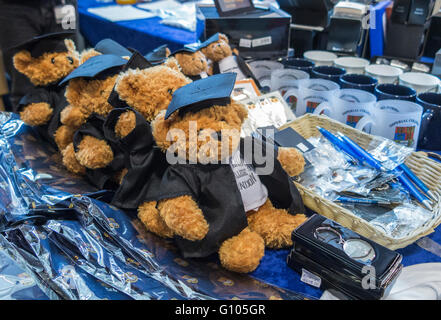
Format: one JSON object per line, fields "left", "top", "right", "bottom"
{"left": 248, "top": 202, "right": 307, "bottom": 249}
{"left": 158, "top": 195, "right": 209, "bottom": 241}
{"left": 277, "top": 147, "right": 306, "bottom": 177}
{"left": 54, "top": 125, "right": 75, "bottom": 151}
{"left": 60, "top": 105, "right": 88, "bottom": 129}
{"left": 138, "top": 201, "right": 174, "bottom": 239}
{"left": 75, "top": 135, "right": 114, "bottom": 169}
{"left": 115, "top": 110, "right": 136, "bottom": 138}
{"left": 62, "top": 143, "right": 86, "bottom": 175}
{"left": 19, "top": 103, "right": 53, "bottom": 126}
{"left": 218, "top": 228, "right": 265, "bottom": 273}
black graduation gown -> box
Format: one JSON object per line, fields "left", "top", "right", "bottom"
{"left": 72, "top": 114, "right": 125, "bottom": 190}
{"left": 157, "top": 136, "right": 305, "bottom": 258}
{"left": 16, "top": 81, "right": 68, "bottom": 149}
{"left": 102, "top": 108, "right": 169, "bottom": 210}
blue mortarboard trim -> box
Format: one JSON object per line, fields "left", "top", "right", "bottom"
{"left": 145, "top": 44, "right": 169, "bottom": 64}
{"left": 171, "top": 46, "right": 198, "bottom": 55}
{"left": 165, "top": 72, "right": 237, "bottom": 119}
{"left": 197, "top": 33, "right": 221, "bottom": 50}
{"left": 182, "top": 33, "right": 221, "bottom": 52}
{"left": 60, "top": 54, "right": 127, "bottom": 85}
{"left": 95, "top": 39, "right": 132, "bottom": 57}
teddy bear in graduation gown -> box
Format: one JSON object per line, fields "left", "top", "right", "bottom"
{"left": 11, "top": 32, "right": 81, "bottom": 150}
{"left": 146, "top": 73, "right": 307, "bottom": 273}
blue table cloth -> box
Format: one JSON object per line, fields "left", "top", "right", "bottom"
{"left": 78, "top": 0, "right": 202, "bottom": 54}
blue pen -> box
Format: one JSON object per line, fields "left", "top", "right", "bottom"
{"left": 336, "top": 133, "right": 384, "bottom": 171}
{"left": 335, "top": 196, "right": 397, "bottom": 206}
{"left": 398, "top": 164, "right": 437, "bottom": 201}
{"left": 316, "top": 126, "right": 359, "bottom": 164}
{"left": 336, "top": 132, "right": 433, "bottom": 210}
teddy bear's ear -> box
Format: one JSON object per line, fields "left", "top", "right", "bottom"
{"left": 64, "top": 39, "right": 77, "bottom": 55}
{"left": 151, "top": 110, "right": 173, "bottom": 151}
{"left": 219, "top": 33, "right": 229, "bottom": 44}
{"left": 165, "top": 47, "right": 171, "bottom": 58}
{"left": 13, "top": 50, "right": 33, "bottom": 74}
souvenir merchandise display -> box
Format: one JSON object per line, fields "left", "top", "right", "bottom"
{"left": 1, "top": 4, "right": 441, "bottom": 301}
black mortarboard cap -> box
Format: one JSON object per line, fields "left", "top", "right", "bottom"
{"left": 165, "top": 72, "right": 237, "bottom": 119}
{"left": 95, "top": 38, "right": 132, "bottom": 57}
{"left": 59, "top": 54, "right": 127, "bottom": 85}
{"left": 144, "top": 44, "right": 169, "bottom": 64}
{"left": 7, "top": 31, "right": 76, "bottom": 57}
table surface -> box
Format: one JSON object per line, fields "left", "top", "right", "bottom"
{"left": 78, "top": 0, "right": 202, "bottom": 54}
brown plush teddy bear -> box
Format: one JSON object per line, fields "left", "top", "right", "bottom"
{"left": 139, "top": 73, "right": 307, "bottom": 273}
{"left": 58, "top": 53, "right": 130, "bottom": 176}
{"left": 172, "top": 48, "right": 209, "bottom": 80}
{"left": 200, "top": 33, "right": 260, "bottom": 86}
{"left": 12, "top": 32, "right": 80, "bottom": 150}
{"left": 62, "top": 52, "right": 190, "bottom": 186}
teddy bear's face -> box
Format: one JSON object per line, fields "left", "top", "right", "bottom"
{"left": 152, "top": 101, "right": 248, "bottom": 163}
{"left": 114, "top": 65, "right": 191, "bottom": 122}
{"left": 201, "top": 34, "right": 232, "bottom": 62}
{"left": 174, "top": 51, "right": 208, "bottom": 76}
{"left": 65, "top": 74, "right": 118, "bottom": 117}
{"left": 13, "top": 39, "right": 79, "bottom": 86}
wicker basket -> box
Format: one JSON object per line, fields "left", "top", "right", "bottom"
{"left": 280, "top": 114, "right": 441, "bottom": 250}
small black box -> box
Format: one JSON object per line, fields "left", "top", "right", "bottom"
{"left": 408, "top": 0, "right": 435, "bottom": 25}
{"left": 384, "top": 20, "right": 431, "bottom": 59}
{"left": 196, "top": 4, "right": 291, "bottom": 60}
{"left": 287, "top": 214, "right": 403, "bottom": 300}
{"left": 391, "top": 0, "right": 413, "bottom": 24}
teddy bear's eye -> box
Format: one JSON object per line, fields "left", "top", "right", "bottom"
{"left": 67, "top": 57, "right": 74, "bottom": 64}
{"left": 51, "top": 57, "right": 55, "bottom": 64}
{"left": 167, "top": 88, "right": 173, "bottom": 95}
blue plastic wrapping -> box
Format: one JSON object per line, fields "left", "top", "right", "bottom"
{"left": 0, "top": 113, "right": 307, "bottom": 300}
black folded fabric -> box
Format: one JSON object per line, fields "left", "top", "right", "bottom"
{"left": 73, "top": 114, "right": 125, "bottom": 190}
{"left": 103, "top": 108, "right": 169, "bottom": 210}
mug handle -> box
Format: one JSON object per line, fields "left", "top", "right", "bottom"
{"left": 355, "top": 115, "right": 374, "bottom": 132}
{"left": 282, "top": 88, "right": 298, "bottom": 101}
{"left": 312, "top": 102, "right": 332, "bottom": 116}
{"left": 418, "top": 108, "right": 435, "bottom": 146}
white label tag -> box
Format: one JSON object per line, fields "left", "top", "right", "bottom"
{"left": 200, "top": 72, "right": 208, "bottom": 79}
{"left": 300, "top": 268, "right": 322, "bottom": 288}
{"left": 296, "top": 143, "right": 309, "bottom": 153}
{"left": 218, "top": 56, "right": 246, "bottom": 80}
{"left": 252, "top": 36, "right": 272, "bottom": 48}
{"left": 239, "top": 38, "right": 252, "bottom": 48}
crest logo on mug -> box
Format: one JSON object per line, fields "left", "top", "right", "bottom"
{"left": 394, "top": 126, "right": 416, "bottom": 147}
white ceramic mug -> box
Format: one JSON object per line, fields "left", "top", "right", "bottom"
{"left": 284, "top": 78, "right": 340, "bottom": 117}
{"left": 334, "top": 57, "right": 369, "bottom": 74}
{"left": 365, "top": 64, "right": 403, "bottom": 84}
{"left": 303, "top": 50, "right": 337, "bottom": 67}
{"left": 248, "top": 60, "right": 284, "bottom": 88}
{"left": 399, "top": 72, "right": 440, "bottom": 94}
{"left": 355, "top": 99, "right": 424, "bottom": 149}
{"left": 271, "top": 69, "right": 309, "bottom": 111}
{"left": 313, "top": 89, "right": 377, "bottom": 127}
